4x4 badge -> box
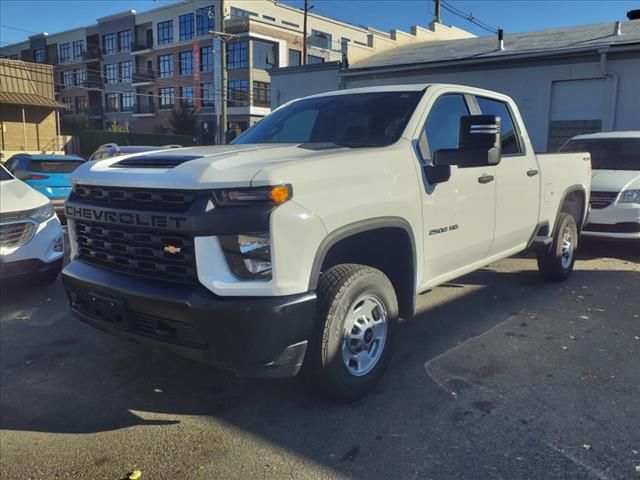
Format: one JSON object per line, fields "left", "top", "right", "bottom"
{"left": 164, "top": 245, "right": 182, "bottom": 254}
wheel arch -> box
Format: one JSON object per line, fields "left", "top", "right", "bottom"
{"left": 308, "top": 217, "right": 417, "bottom": 319}
{"left": 556, "top": 185, "right": 588, "bottom": 232}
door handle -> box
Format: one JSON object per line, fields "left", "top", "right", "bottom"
{"left": 527, "top": 169, "right": 539, "bottom": 177}
{"left": 478, "top": 174, "right": 495, "bottom": 184}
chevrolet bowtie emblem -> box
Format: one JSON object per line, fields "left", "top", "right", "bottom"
{"left": 164, "top": 245, "right": 182, "bottom": 254}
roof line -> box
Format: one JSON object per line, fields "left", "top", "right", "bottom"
{"left": 342, "top": 41, "right": 640, "bottom": 76}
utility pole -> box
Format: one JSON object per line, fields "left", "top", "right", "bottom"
{"left": 434, "top": 0, "right": 441, "bottom": 23}
{"left": 302, "top": 0, "right": 309, "bottom": 64}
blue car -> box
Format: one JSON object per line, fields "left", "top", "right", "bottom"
{"left": 5, "top": 154, "right": 86, "bottom": 218}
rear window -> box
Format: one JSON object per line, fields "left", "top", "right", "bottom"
{"left": 31, "top": 160, "right": 84, "bottom": 173}
{"left": 560, "top": 138, "right": 640, "bottom": 170}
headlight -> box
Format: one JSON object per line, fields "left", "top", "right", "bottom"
{"left": 30, "top": 202, "right": 55, "bottom": 223}
{"left": 219, "top": 232, "right": 272, "bottom": 280}
{"left": 619, "top": 189, "right": 640, "bottom": 204}
{"left": 213, "top": 185, "right": 291, "bottom": 206}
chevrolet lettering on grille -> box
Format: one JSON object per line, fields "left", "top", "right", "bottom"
{"left": 65, "top": 205, "right": 187, "bottom": 230}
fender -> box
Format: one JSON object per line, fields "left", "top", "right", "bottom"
{"left": 308, "top": 216, "right": 417, "bottom": 293}
{"left": 555, "top": 184, "right": 589, "bottom": 232}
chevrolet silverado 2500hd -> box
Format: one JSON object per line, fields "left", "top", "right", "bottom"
{"left": 62, "top": 84, "right": 591, "bottom": 400}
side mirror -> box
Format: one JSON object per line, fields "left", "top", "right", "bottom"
{"left": 426, "top": 165, "right": 451, "bottom": 185}
{"left": 433, "top": 115, "right": 502, "bottom": 167}
{"left": 13, "top": 169, "right": 31, "bottom": 181}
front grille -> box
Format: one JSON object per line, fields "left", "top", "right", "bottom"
{"left": 75, "top": 221, "right": 197, "bottom": 284}
{"left": 112, "top": 154, "right": 202, "bottom": 169}
{"left": 590, "top": 191, "right": 618, "bottom": 209}
{"left": 0, "top": 222, "right": 35, "bottom": 248}
{"left": 71, "top": 295, "right": 207, "bottom": 349}
{"left": 71, "top": 185, "right": 198, "bottom": 212}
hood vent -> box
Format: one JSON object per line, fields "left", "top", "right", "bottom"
{"left": 112, "top": 154, "right": 203, "bottom": 169}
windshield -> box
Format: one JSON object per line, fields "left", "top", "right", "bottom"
{"left": 560, "top": 138, "right": 640, "bottom": 171}
{"left": 0, "top": 165, "right": 12, "bottom": 181}
{"left": 234, "top": 91, "right": 424, "bottom": 147}
{"left": 31, "top": 159, "right": 84, "bottom": 173}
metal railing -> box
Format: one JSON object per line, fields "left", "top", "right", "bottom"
{"left": 134, "top": 103, "right": 155, "bottom": 114}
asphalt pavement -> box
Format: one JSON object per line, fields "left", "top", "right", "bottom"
{"left": 0, "top": 238, "right": 638, "bottom": 480}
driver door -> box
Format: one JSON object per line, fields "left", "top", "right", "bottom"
{"left": 416, "top": 93, "right": 497, "bottom": 284}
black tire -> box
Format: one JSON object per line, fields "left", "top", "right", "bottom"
{"left": 537, "top": 212, "right": 578, "bottom": 282}
{"left": 305, "top": 264, "right": 398, "bottom": 401}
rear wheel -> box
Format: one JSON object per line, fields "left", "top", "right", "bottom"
{"left": 537, "top": 212, "right": 578, "bottom": 281}
{"left": 305, "top": 264, "right": 398, "bottom": 401}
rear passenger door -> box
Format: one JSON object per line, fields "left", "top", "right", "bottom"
{"left": 473, "top": 96, "right": 540, "bottom": 255}
{"left": 417, "top": 92, "right": 497, "bottom": 282}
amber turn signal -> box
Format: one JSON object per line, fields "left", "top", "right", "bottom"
{"left": 270, "top": 186, "right": 290, "bottom": 204}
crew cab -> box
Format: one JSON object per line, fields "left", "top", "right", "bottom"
{"left": 62, "top": 84, "right": 591, "bottom": 400}
{"left": 560, "top": 131, "right": 639, "bottom": 239}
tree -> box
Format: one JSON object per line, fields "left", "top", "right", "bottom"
{"left": 169, "top": 107, "right": 197, "bottom": 136}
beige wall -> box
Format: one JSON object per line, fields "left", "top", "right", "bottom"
{"left": 1, "top": 105, "right": 60, "bottom": 151}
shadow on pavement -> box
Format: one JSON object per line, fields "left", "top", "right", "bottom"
{"left": 0, "top": 241, "right": 638, "bottom": 479}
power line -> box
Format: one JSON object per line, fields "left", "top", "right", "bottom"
{"left": 440, "top": 0, "right": 499, "bottom": 34}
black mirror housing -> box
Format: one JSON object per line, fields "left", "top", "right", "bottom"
{"left": 433, "top": 115, "right": 502, "bottom": 167}
{"left": 426, "top": 165, "right": 451, "bottom": 185}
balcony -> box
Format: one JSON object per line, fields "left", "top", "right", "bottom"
{"left": 82, "top": 48, "right": 101, "bottom": 61}
{"left": 132, "top": 40, "right": 154, "bottom": 54}
{"left": 132, "top": 69, "right": 156, "bottom": 85}
{"left": 86, "top": 106, "right": 103, "bottom": 118}
{"left": 133, "top": 103, "right": 155, "bottom": 116}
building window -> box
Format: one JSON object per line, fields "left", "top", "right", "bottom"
{"left": 62, "top": 97, "right": 73, "bottom": 112}
{"left": 179, "top": 51, "right": 193, "bottom": 75}
{"left": 104, "top": 64, "right": 118, "bottom": 84}
{"left": 157, "top": 20, "right": 173, "bottom": 45}
{"left": 159, "top": 87, "right": 175, "bottom": 108}
{"left": 103, "top": 33, "right": 116, "bottom": 55}
{"left": 119, "top": 60, "right": 132, "bottom": 83}
{"left": 288, "top": 49, "right": 301, "bottom": 67}
{"left": 74, "top": 68, "right": 86, "bottom": 86}
{"left": 253, "top": 81, "right": 270, "bottom": 107}
{"left": 59, "top": 43, "right": 71, "bottom": 62}
{"left": 72, "top": 40, "right": 84, "bottom": 59}
{"left": 33, "top": 48, "right": 45, "bottom": 63}
{"left": 201, "top": 83, "right": 214, "bottom": 106}
{"left": 230, "top": 7, "right": 257, "bottom": 18}
{"left": 281, "top": 20, "right": 299, "bottom": 28}
{"left": 121, "top": 92, "right": 135, "bottom": 112}
{"left": 308, "top": 55, "right": 325, "bottom": 64}
{"left": 252, "top": 40, "right": 276, "bottom": 70}
{"left": 75, "top": 96, "right": 87, "bottom": 113}
{"left": 263, "top": 15, "right": 276, "bottom": 21}
{"left": 118, "top": 30, "right": 131, "bottom": 52}
{"left": 63, "top": 71, "right": 74, "bottom": 88}
{"left": 158, "top": 54, "right": 173, "bottom": 78}
{"left": 227, "top": 42, "right": 247, "bottom": 69}
{"left": 310, "top": 29, "right": 332, "bottom": 49}
{"left": 227, "top": 80, "right": 248, "bottom": 105}
{"left": 106, "top": 93, "right": 119, "bottom": 112}
{"left": 200, "top": 46, "right": 213, "bottom": 72}
{"left": 196, "top": 6, "right": 214, "bottom": 36}
{"left": 179, "top": 13, "right": 195, "bottom": 41}
{"left": 180, "top": 86, "right": 194, "bottom": 107}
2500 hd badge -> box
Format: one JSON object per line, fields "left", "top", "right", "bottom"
{"left": 65, "top": 205, "right": 186, "bottom": 229}
{"left": 428, "top": 224, "right": 459, "bottom": 236}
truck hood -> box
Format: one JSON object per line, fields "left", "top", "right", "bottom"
{"left": 70, "top": 144, "right": 353, "bottom": 189}
{"left": 591, "top": 169, "right": 640, "bottom": 192}
{"left": 0, "top": 178, "right": 50, "bottom": 214}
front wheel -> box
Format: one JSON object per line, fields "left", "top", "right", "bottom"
{"left": 537, "top": 212, "right": 578, "bottom": 282}
{"left": 305, "top": 264, "right": 398, "bottom": 401}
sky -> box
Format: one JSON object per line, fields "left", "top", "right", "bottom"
{"left": 0, "top": 0, "right": 638, "bottom": 46}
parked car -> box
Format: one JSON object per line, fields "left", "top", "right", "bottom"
{"left": 5, "top": 153, "right": 85, "bottom": 218}
{"left": 0, "top": 164, "right": 64, "bottom": 285}
{"left": 88, "top": 143, "right": 183, "bottom": 161}
{"left": 560, "top": 131, "right": 639, "bottom": 239}
{"left": 62, "top": 84, "right": 591, "bottom": 400}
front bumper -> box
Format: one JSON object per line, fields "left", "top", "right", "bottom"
{"left": 583, "top": 202, "right": 640, "bottom": 239}
{"left": 62, "top": 261, "right": 318, "bottom": 377}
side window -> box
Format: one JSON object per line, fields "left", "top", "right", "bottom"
{"left": 476, "top": 97, "right": 522, "bottom": 155}
{"left": 9, "top": 157, "right": 29, "bottom": 171}
{"left": 423, "top": 94, "right": 469, "bottom": 159}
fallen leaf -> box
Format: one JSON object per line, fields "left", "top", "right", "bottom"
{"left": 128, "top": 470, "right": 142, "bottom": 480}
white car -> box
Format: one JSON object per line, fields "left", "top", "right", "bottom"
{"left": 561, "top": 132, "right": 640, "bottom": 240}
{"left": 0, "top": 164, "right": 64, "bottom": 284}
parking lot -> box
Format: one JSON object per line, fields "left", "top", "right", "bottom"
{"left": 0, "top": 239, "right": 638, "bottom": 480}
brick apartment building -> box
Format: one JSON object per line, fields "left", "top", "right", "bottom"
{"left": 0, "top": 0, "right": 472, "bottom": 143}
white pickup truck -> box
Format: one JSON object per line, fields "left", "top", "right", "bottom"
{"left": 62, "top": 84, "right": 591, "bottom": 400}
